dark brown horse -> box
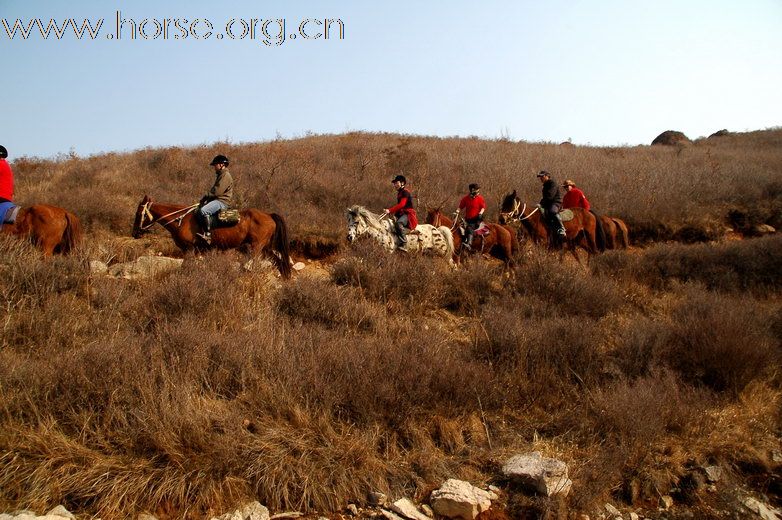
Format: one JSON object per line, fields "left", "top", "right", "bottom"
{"left": 1, "top": 204, "right": 81, "bottom": 256}
{"left": 499, "top": 190, "right": 599, "bottom": 263}
{"left": 425, "top": 207, "right": 517, "bottom": 266}
{"left": 599, "top": 215, "right": 630, "bottom": 249}
{"left": 132, "top": 195, "right": 292, "bottom": 278}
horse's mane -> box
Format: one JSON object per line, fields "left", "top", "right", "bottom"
{"left": 346, "top": 205, "right": 387, "bottom": 231}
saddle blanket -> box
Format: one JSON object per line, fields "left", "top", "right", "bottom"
{"left": 475, "top": 223, "right": 491, "bottom": 236}
{"left": 539, "top": 205, "right": 574, "bottom": 222}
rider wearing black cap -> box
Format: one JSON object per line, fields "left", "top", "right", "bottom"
{"left": 537, "top": 170, "right": 566, "bottom": 240}
{"left": 456, "top": 183, "right": 486, "bottom": 250}
{"left": 385, "top": 174, "right": 418, "bottom": 251}
{"left": 197, "top": 154, "right": 234, "bottom": 244}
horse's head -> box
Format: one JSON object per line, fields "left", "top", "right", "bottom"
{"left": 132, "top": 195, "right": 153, "bottom": 239}
{"left": 425, "top": 206, "right": 443, "bottom": 227}
{"left": 345, "top": 206, "right": 364, "bottom": 243}
{"left": 499, "top": 190, "right": 521, "bottom": 225}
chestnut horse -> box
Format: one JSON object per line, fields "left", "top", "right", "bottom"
{"left": 499, "top": 190, "right": 599, "bottom": 263}
{"left": 1, "top": 204, "right": 81, "bottom": 256}
{"left": 598, "top": 216, "right": 630, "bottom": 249}
{"left": 132, "top": 195, "right": 292, "bottom": 278}
{"left": 425, "top": 207, "right": 517, "bottom": 266}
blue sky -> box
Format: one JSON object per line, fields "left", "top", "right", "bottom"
{"left": 2, "top": 0, "right": 781, "bottom": 158}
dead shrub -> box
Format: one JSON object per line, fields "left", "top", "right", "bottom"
{"left": 513, "top": 249, "right": 627, "bottom": 318}
{"left": 662, "top": 289, "right": 780, "bottom": 394}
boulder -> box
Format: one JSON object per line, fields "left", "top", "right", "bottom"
{"left": 241, "top": 502, "right": 270, "bottom": 520}
{"left": 501, "top": 452, "right": 572, "bottom": 497}
{"left": 108, "top": 255, "right": 183, "bottom": 280}
{"left": 709, "top": 129, "right": 731, "bottom": 138}
{"left": 430, "top": 479, "right": 493, "bottom": 520}
{"left": 652, "top": 130, "right": 691, "bottom": 146}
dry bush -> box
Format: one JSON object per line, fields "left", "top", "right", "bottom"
{"left": 591, "top": 235, "right": 782, "bottom": 294}
{"left": 512, "top": 248, "right": 628, "bottom": 318}
{"left": 276, "top": 277, "right": 384, "bottom": 331}
{"left": 660, "top": 289, "right": 780, "bottom": 394}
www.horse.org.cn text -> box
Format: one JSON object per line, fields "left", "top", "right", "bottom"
{"left": 1, "top": 11, "right": 345, "bottom": 46}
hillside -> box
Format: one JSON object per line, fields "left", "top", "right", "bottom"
{"left": 1, "top": 129, "right": 781, "bottom": 519}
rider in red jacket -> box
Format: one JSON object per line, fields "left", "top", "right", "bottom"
{"left": 0, "top": 146, "right": 13, "bottom": 203}
{"left": 561, "top": 179, "right": 590, "bottom": 211}
{"left": 385, "top": 174, "right": 417, "bottom": 251}
{"left": 456, "top": 183, "right": 486, "bottom": 250}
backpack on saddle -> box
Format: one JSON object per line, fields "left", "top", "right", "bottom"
{"left": 215, "top": 208, "right": 241, "bottom": 227}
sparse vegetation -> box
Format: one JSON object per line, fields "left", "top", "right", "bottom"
{"left": 1, "top": 129, "right": 781, "bottom": 519}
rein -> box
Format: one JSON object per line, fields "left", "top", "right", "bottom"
{"left": 139, "top": 202, "right": 199, "bottom": 231}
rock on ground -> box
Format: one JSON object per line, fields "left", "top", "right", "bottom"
{"left": 389, "top": 498, "right": 429, "bottom": 520}
{"left": 430, "top": 479, "right": 493, "bottom": 520}
{"left": 108, "top": 255, "right": 183, "bottom": 280}
{"left": 501, "top": 452, "right": 573, "bottom": 497}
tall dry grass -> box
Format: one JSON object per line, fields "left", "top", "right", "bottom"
{"left": 2, "top": 130, "right": 782, "bottom": 518}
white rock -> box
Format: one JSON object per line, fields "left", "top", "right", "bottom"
{"left": 629, "top": 513, "right": 639, "bottom": 520}
{"left": 380, "top": 510, "right": 405, "bottom": 520}
{"left": 46, "top": 507, "right": 76, "bottom": 520}
{"left": 420, "top": 504, "right": 434, "bottom": 518}
{"left": 390, "top": 499, "right": 429, "bottom": 520}
{"left": 502, "top": 452, "right": 573, "bottom": 497}
{"left": 90, "top": 260, "right": 108, "bottom": 274}
{"left": 430, "top": 479, "right": 493, "bottom": 520}
{"left": 604, "top": 503, "right": 621, "bottom": 517}
{"left": 753, "top": 224, "right": 776, "bottom": 235}
{"left": 241, "top": 502, "right": 270, "bottom": 520}
{"left": 660, "top": 495, "right": 673, "bottom": 510}
{"left": 292, "top": 262, "right": 306, "bottom": 271}
{"left": 742, "top": 496, "right": 781, "bottom": 520}
{"left": 269, "top": 513, "right": 303, "bottom": 520}
{"left": 212, "top": 512, "right": 243, "bottom": 520}
{"left": 704, "top": 465, "right": 722, "bottom": 483}
{"left": 346, "top": 504, "right": 359, "bottom": 516}
{"left": 138, "top": 514, "right": 158, "bottom": 520}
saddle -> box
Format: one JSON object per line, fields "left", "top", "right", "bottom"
{"left": 539, "top": 205, "right": 574, "bottom": 222}
{"left": 0, "top": 201, "right": 20, "bottom": 231}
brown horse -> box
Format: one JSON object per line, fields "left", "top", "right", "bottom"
{"left": 132, "top": 195, "right": 292, "bottom": 278}
{"left": 425, "top": 207, "right": 517, "bottom": 266}
{"left": 499, "top": 190, "right": 599, "bottom": 263}
{"left": 599, "top": 215, "right": 630, "bottom": 249}
{"left": 1, "top": 204, "right": 81, "bottom": 256}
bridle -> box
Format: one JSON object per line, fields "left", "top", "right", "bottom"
{"left": 137, "top": 201, "right": 199, "bottom": 232}
{"left": 500, "top": 199, "right": 538, "bottom": 223}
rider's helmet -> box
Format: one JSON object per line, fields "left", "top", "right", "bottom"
{"left": 0, "top": 145, "right": 7, "bottom": 159}
{"left": 392, "top": 174, "right": 407, "bottom": 185}
{"left": 210, "top": 154, "right": 230, "bottom": 166}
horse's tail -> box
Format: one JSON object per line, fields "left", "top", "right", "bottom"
{"left": 439, "top": 226, "right": 455, "bottom": 259}
{"left": 613, "top": 218, "right": 629, "bottom": 248}
{"left": 591, "top": 211, "right": 606, "bottom": 252}
{"left": 270, "top": 213, "right": 292, "bottom": 279}
{"left": 61, "top": 211, "right": 82, "bottom": 255}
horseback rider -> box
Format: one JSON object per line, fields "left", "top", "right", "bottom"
{"left": 0, "top": 145, "right": 13, "bottom": 204}
{"left": 537, "top": 170, "right": 567, "bottom": 240}
{"left": 456, "top": 183, "right": 486, "bottom": 250}
{"left": 561, "top": 179, "right": 591, "bottom": 211}
{"left": 384, "top": 174, "right": 417, "bottom": 251}
{"left": 197, "top": 154, "right": 234, "bottom": 244}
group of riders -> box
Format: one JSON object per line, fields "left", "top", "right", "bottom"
{"left": 382, "top": 170, "right": 593, "bottom": 252}
{"left": 1, "top": 143, "right": 593, "bottom": 251}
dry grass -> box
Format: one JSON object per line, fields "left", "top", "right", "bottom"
{"left": 1, "top": 129, "right": 781, "bottom": 518}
